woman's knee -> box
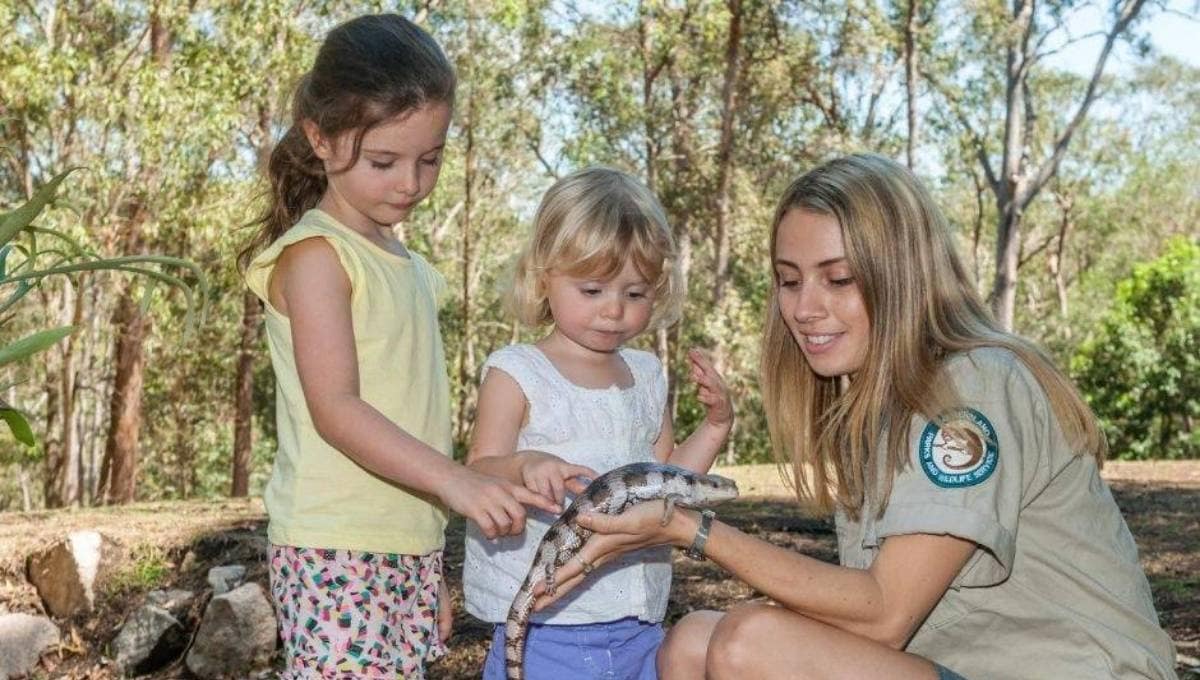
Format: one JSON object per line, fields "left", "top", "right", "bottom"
{"left": 659, "top": 610, "right": 723, "bottom": 679}
{"left": 706, "top": 603, "right": 812, "bottom": 678}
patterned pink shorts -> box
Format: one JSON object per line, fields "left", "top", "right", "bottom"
{"left": 269, "top": 544, "right": 447, "bottom": 679}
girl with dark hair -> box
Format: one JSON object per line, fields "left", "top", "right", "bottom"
{"left": 528, "top": 154, "right": 1176, "bottom": 680}
{"left": 241, "top": 14, "right": 556, "bottom": 678}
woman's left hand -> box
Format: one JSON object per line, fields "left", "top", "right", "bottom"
{"left": 688, "top": 349, "right": 733, "bottom": 428}
{"left": 531, "top": 500, "right": 695, "bottom": 611}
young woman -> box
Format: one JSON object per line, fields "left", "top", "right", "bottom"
{"left": 530, "top": 154, "right": 1177, "bottom": 680}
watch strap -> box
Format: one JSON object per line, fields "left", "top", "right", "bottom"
{"left": 684, "top": 509, "right": 716, "bottom": 561}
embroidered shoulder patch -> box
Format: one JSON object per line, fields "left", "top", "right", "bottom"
{"left": 918, "top": 408, "right": 998, "bottom": 488}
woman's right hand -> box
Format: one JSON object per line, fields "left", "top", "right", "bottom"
{"left": 531, "top": 501, "right": 698, "bottom": 610}
{"left": 439, "top": 468, "right": 561, "bottom": 539}
{"left": 517, "top": 450, "right": 598, "bottom": 508}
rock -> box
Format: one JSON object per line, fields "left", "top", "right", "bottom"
{"left": 0, "top": 613, "right": 60, "bottom": 679}
{"left": 206, "top": 564, "right": 246, "bottom": 596}
{"left": 145, "top": 588, "right": 195, "bottom": 621}
{"left": 178, "top": 550, "right": 196, "bottom": 575}
{"left": 185, "top": 583, "right": 276, "bottom": 679}
{"left": 110, "top": 604, "right": 187, "bottom": 676}
{"left": 26, "top": 530, "right": 117, "bottom": 618}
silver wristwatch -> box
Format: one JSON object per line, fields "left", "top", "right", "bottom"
{"left": 684, "top": 509, "right": 716, "bottom": 561}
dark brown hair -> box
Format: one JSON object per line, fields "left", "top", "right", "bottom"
{"left": 238, "top": 14, "right": 456, "bottom": 271}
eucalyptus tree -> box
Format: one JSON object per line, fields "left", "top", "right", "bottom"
{"left": 923, "top": 0, "right": 1155, "bottom": 330}
{"left": 391, "top": 1, "right": 556, "bottom": 449}
{"left": 0, "top": 0, "right": 298, "bottom": 505}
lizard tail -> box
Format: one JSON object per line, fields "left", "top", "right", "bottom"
{"left": 504, "top": 581, "right": 537, "bottom": 680}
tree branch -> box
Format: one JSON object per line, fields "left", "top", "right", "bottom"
{"left": 923, "top": 68, "right": 1000, "bottom": 193}
{"left": 1022, "top": 0, "right": 1150, "bottom": 208}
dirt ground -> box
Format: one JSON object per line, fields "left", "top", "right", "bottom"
{"left": 0, "top": 462, "right": 1196, "bottom": 679}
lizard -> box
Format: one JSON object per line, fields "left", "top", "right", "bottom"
{"left": 503, "top": 461, "right": 740, "bottom": 680}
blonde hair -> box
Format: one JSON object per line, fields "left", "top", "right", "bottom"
{"left": 508, "top": 166, "right": 684, "bottom": 330}
{"left": 761, "top": 154, "right": 1105, "bottom": 518}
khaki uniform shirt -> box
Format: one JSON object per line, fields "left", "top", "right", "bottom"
{"left": 836, "top": 348, "right": 1177, "bottom": 679}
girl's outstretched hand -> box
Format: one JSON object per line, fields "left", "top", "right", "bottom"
{"left": 518, "top": 450, "right": 598, "bottom": 508}
{"left": 688, "top": 349, "right": 733, "bottom": 428}
{"left": 531, "top": 501, "right": 693, "bottom": 611}
{"left": 439, "top": 468, "right": 560, "bottom": 539}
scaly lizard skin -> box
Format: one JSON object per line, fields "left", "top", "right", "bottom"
{"left": 503, "top": 462, "right": 739, "bottom": 680}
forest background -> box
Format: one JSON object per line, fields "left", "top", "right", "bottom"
{"left": 1, "top": 0, "right": 1197, "bottom": 512}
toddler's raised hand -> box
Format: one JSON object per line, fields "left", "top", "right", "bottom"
{"left": 518, "top": 450, "right": 598, "bottom": 509}
{"left": 439, "top": 468, "right": 559, "bottom": 539}
{"left": 688, "top": 348, "right": 733, "bottom": 428}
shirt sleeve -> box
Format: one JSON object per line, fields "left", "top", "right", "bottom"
{"left": 243, "top": 227, "right": 363, "bottom": 312}
{"left": 874, "top": 349, "right": 1055, "bottom": 588}
{"left": 479, "top": 346, "right": 537, "bottom": 400}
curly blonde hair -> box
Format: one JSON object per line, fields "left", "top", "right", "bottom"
{"left": 507, "top": 166, "right": 684, "bottom": 330}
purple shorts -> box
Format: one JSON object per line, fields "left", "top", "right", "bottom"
{"left": 482, "top": 617, "right": 664, "bottom": 680}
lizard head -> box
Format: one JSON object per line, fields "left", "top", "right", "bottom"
{"left": 689, "top": 472, "right": 739, "bottom": 505}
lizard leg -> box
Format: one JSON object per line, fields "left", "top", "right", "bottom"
{"left": 660, "top": 494, "right": 682, "bottom": 526}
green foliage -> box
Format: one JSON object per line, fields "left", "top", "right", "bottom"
{"left": 1072, "top": 238, "right": 1200, "bottom": 459}
{"left": 0, "top": 171, "right": 206, "bottom": 458}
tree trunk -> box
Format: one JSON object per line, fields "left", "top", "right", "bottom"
{"left": 904, "top": 0, "right": 920, "bottom": 169}
{"left": 94, "top": 0, "right": 174, "bottom": 506}
{"left": 231, "top": 96, "right": 277, "bottom": 497}
{"left": 968, "top": 166, "right": 986, "bottom": 283}
{"left": 638, "top": 0, "right": 662, "bottom": 194}
{"left": 988, "top": 0, "right": 1033, "bottom": 330}
{"left": 710, "top": 0, "right": 743, "bottom": 308}
{"left": 639, "top": 1, "right": 671, "bottom": 397}
{"left": 712, "top": 0, "right": 745, "bottom": 464}
{"left": 84, "top": 281, "right": 107, "bottom": 505}
{"left": 18, "top": 467, "right": 33, "bottom": 512}
{"left": 455, "top": 2, "right": 478, "bottom": 447}
{"left": 39, "top": 295, "right": 64, "bottom": 507}
{"left": 99, "top": 199, "right": 150, "bottom": 505}
{"left": 666, "top": 48, "right": 698, "bottom": 421}
{"left": 669, "top": 232, "right": 693, "bottom": 421}
{"left": 231, "top": 290, "right": 261, "bottom": 496}
{"left": 40, "top": 279, "right": 84, "bottom": 507}
{"left": 1049, "top": 190, "right": 1074, "bottom": 334}
{"left": 985, "top": 0, "right": 1147, "bottom": 330}
{"left": 990, "top": 207, "right": 1023, "bottom": 330}
{"left": 99, "top": 282, "right": 148, "bottom": 505}
{"left": 59, "top": 277, "right": 86, "bottom": 506}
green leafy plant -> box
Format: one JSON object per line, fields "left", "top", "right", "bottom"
{"left": 1072, "top": 237, "right": 1199, "bottom": 459}
{"left": 1, "top": 169, "right": 207, "bottom": 448}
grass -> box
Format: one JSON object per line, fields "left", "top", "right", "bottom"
{"left": 105, "top": 543, "right": 172, "bottom": 595}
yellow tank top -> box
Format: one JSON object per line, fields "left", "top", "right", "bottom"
{"left": 244, "top": 209, "right": 452, "bottom": 555}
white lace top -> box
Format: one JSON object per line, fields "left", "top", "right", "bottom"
{"left": 463, "top": 343, "right": 672, "bottom": 624}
